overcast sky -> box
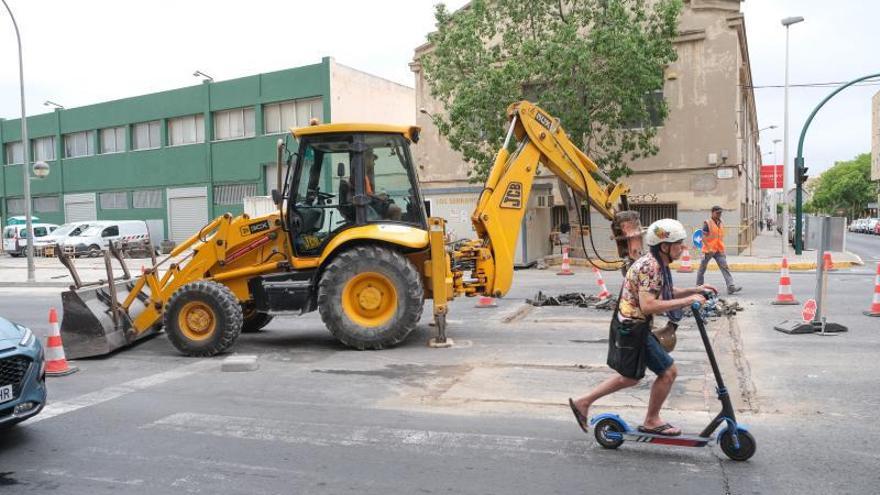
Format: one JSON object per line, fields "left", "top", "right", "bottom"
{"left": 1, "top": 0, "right": 877, "bottom": 176}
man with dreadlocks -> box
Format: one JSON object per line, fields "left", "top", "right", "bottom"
{"left": 568, "top": 219, "right": 717, "bottom": 437}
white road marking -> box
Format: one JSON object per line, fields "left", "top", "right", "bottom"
{"left": 29, "top": 360, "right": 214, "bottom": 424}
{"left": 146, "top": 412, "right": 576, "bottom": 458}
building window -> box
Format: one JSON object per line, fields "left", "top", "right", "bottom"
{"left": 64, "top": 130, "right": 96, "bottom": 158}
{"left": 5, "top": 141, "right": 23, "bottom": 164}
{"left": 631, "top": 202, "right": 678, "bottom": 226}
{"left": 33, "top": 136, "right": 56, "bottom": 161}
{"left": 132, "top": 121, "right": 161, "bottom": 150}
{"left": 33, "top": 195, "right": 60, "bottom": 213}
{"left": 214, "top": 107, "right": 255, "bottom": 140}
{"left": 625, "top": 89, "right": 665, "bottom": 130}
{"left": 132, "top": 189, "right": 162, "bottom": 209}
{"left": 99, "top": 191, "right": 128, "bottom": 209}
{"left": 6, "top": 198, "right": 26, "bottom": 214}
{"left": 100, "top": 126, "right": 126, "bottom": 154}
{"left": 213, "top": 183, "right": 258, "bottom": 205}
{"left": 263, "top": 98, "right": 323, "bottom": 134}
{"left": 168, "top": 114, "right": 205, "bottom": 146}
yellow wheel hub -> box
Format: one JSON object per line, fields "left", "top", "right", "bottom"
{"left": 342, "top": 272, "right": 397, "bottom": 328}
{"left": 178, "top": 301, "right": 216, "bottom": 341}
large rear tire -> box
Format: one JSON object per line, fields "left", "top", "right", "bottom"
{"left": 164, "top": 281, "right": 243, "bottom": 356}
{"left": 318, "top": 245, "right": 424, "bottom": 350}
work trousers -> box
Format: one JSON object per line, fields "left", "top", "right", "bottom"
{"left": 696, "top": 251, "right": 735, "bottom": 289}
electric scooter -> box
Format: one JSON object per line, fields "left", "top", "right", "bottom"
{"left": 589, "top": 295, "right": 756, "bottom": 461}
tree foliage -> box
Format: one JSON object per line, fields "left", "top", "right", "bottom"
{"left": 806, "top": 153, "right": 874, "bottom": 219}
{"left": 420, "top": 0, "right": 683, "bottom": 181}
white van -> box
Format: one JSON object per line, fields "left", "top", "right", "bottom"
{"left": 2, "top": 223, "right": 60, "bottom": 256}
{"left": 32, "top": 222, "right": 95, "bottom": 248}
{"left": 60, "top": 220, "right": 151, "bottom": 257}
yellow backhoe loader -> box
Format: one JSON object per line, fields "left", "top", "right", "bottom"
{"left": 59, "top": 101, "right": 644, "bottom": 358}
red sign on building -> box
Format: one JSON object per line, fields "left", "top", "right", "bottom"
{"left": 760, "top": 165, "right": 784, "bottom": 189}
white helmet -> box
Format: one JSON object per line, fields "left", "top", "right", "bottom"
{"left": 645, "top": 219, "right": 687, "bottom": 247}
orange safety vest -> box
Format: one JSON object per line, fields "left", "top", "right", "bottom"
{"left": 702, "top": 218, "right": 725, "bottom": 254}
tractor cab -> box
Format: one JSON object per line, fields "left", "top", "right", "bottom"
{"left": 285, "top": 125, "right": 428, "bottom": 257}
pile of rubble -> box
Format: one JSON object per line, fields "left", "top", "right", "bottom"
{"left": 527, "top": 292, "right": 743, "bottom": 317}
{"left": 526, "top": 291, "right": 618, "bottom": 310}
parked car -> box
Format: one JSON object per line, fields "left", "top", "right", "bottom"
{"left": 2, "top": 223, "right": 60, "bottom": 256}
{"left": 0, "top": 316, "right": 46, "bottom": 428}
{"left": 60, "top": 220, "right": 151, "bottom": 257}
{"left": 875, "top": 220, "right": 880, "bottom": 236}
{"left": 866, "top": 218, "right": 880, "bottom": 235}
{"left": 32, "top": 222, "right": 95, "bottom": 249}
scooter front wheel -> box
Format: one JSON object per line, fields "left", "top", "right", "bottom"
{"left": 719, "top": 429, "right": 756, "bottom": 461}
{"left": 594, "top": 418, "right": 625, "bottom": 449}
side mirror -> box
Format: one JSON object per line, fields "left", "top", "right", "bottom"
{"left": 337, "top": 162, "right": 345, "bottom": 177}
{"left": 271, "top": 189, "right": 282, "bottom": 206}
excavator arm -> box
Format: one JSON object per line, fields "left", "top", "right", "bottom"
{"left": 428, "top": 101, "right": 640, "bottom": 343}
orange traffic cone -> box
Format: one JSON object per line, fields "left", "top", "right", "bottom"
{"left": 557, "top": 246, "right": 574, "bottom": 276}
{"left": 771, "top": 257, "right": 799, "bottom": 305}
{"left": 864, "top": 263, "right": 880, "bottom": 317}
{"left": 45, "top": 308, "right": 78, "bottom": 376}
{"left": 677, "top": 248, "right": 693, "bottom": 273}
{"left": 823, "top": 251, "right": 836, "bottom": 272}
{"left": 592, "top": 266, "right": 611, "bottom": 300}
{"left": 475, "top": 295, "right": 497, "bottom": 308}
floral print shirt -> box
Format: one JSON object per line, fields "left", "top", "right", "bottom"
{"left": 618, "top": 253, "right": 663, "bottom": 321}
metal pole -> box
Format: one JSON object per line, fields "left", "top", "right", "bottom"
{"left": 2, "top": 0, "right": 35, "bottom": 283}
{"left": 781, "top": 25, "right": 791, "bottom": 258}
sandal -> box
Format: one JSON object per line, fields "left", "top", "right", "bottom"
{"left": 568, "top": 398, "right": 589, "bottom": 434}
{"left": 637, "top": 423, "right": 682, "bottom": 437}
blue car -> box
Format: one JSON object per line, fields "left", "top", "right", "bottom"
{"left": 0, "top": 317, "right": 46, "bottom": 428}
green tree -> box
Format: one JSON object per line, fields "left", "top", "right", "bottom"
{"left": 420, "top": 0, "right": 683, "bottom": 181}
{"left": 808, "top": 153, "right": 873, "bottom": 219}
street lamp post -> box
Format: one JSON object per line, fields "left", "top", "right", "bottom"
{"left": 781, "top": 15, "right": 804, "bottom": 257}
{"left": 2, "top": 0, "right": 37, "bottom": 282}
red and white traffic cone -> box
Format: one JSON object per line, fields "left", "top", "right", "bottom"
{"left": 45, "top": 308, "right": 78, "bottom": 376}
{"left": 771, "top": 257, "right": 799, "bottom": 305}
{"left": 592, "top": 266, "right": 611, "bottom": 300}
{"left": 823, "top": 251, "right": 836, "bottom": 272}
{"left": 475, "top": 295, "right": 497, "bottom": 308}
{"left": 677, "top": 248, "right": 693, "bottom": 273}
{"left": 864, "top": 263, "right": 880, "bottom": 317}
{"left": 557, "top": 246, "right": 574, "bottom": 276}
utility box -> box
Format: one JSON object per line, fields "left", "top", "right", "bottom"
{"left": 805, "top": 215, "right": 846, "bottom": 251}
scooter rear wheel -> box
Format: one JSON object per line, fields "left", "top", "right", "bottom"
{"left": 594, "top": 418, "right": 625, "bottom": 449}
{"left": 719, "top": 429, "right": 756, "bottom": 461}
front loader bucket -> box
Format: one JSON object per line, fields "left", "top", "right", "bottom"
{"left": 60, "top": 280, "right": 161, "bottom": 359}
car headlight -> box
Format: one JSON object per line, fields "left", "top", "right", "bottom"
{"left": 19, "top": 326, "right": 35, "bottom": 347}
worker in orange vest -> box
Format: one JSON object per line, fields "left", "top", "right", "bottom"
{"left": 696, "top": 206, "right": 741, "bottom": 295}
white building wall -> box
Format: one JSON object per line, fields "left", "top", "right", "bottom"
{"left": 329, "top": 59, "right": 415, "bottom": 125}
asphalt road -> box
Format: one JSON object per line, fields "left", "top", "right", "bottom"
{"left": 1, "top": 255, "right": 878, "bottom": 494}
{"left": 845, "top": 231, "right": 880, "bottom": 269}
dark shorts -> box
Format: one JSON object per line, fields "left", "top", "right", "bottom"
{"left": 645, "top": 334, "right": 674, "bottom": 376}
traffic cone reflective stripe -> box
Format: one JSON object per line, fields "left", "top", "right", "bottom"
{"left": 45, "top": 307, "right": 78, "bottom": 376}
{"left": 475, "top": 296, "right": 497, "bottom": 308}
{"left": 557, "top": 246, "right": 574, "bottom": 276}
{"left": 771, "top": 257, "right": 799, "bottom": 305}
{"left": 864, "top": 263, "right": 880, "bottom": 317}
{"left": 592, "top": 267, "right": 611, "bottom": 300}
{"left": 677, "top": 248, "right": 693, "bottom": 273}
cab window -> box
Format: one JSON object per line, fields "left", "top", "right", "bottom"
{"left": 102, "top": 226, "right": 119, "bottom": 237}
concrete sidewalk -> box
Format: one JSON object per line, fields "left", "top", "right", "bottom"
{"left": 0, "top": 253, "right": 154, "bottom": 287}
{"left": 546, "top": 229, "right": 863, "bottom": 272}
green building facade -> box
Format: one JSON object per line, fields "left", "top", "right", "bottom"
{"left": 0, "top": 58, "right": 333, "bottom": 242}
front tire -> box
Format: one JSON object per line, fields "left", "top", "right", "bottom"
{"left": 719, "top": 429, "right": 756, "bottom": 461}
{"left": 594, "top": 418, "right": 625, "bottom": 449}
{"left": 163, "top": 281, "right": 243, "bottom": 356}
{"left": 318, "top": 245, "right": 424, "bottom": 350}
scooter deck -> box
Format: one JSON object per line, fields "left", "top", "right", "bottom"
{"left": 620, "top": 431, "right": 712, "bottom": 447}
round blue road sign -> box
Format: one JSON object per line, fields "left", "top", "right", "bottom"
{"left": 692, "top": 229, "right": 703, "bottom": 249}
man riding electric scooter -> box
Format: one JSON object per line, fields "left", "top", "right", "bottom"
{"left": 569, "top": 219, "right": 717, "bottom": 437}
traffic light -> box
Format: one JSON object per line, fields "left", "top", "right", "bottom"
{"left": 794, "top": 157, "right": 808, "bottom": 186}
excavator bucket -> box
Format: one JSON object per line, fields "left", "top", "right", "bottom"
{"left": 59, "top": 280, "right": 160, "bottom": 359}
{"left": 57, "top": 243, "right": 162, "bottom": 359}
